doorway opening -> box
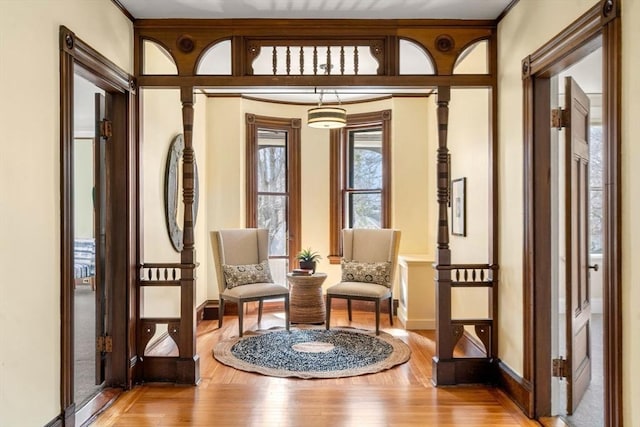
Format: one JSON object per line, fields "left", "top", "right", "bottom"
{"left": 72, "top": 73, "right": 106, "bottom": 406}
{"left": 549, "top": 46, "right": 604, "bottom": 426}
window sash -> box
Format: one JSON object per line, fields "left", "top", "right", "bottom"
{"left": 328, "top": 110, "right": 391, "bottom": 263}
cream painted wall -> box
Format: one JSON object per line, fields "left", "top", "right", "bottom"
{"left": 497, "top": 0, "right": 596, "bottom": 376}
{"left": 0, "top": 0, "right": 132, "bottom": 425}
{"left": 141, "top": 88, "right": 182, "bottom": 318}
{"left": 449, "top": 88, "right": 491, "bottom": 321}
{"left": 500, "top": 0, "right": 640, "bottom": 424}
{"left": 203, "top": 97, "right": 434, "bottom": 299}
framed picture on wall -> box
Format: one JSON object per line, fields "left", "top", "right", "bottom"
{"left": 451, "top": 177, "right": 466, "bottom": 236}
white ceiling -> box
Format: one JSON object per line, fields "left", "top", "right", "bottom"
{"left": 118, "top": 0, "right": 514, "bottom": 20}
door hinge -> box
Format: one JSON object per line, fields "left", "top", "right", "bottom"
{"left": 97, "top": 335, "right": 113, "bottom": 353}
{"left": 551, "top": 108, "right": 569, "bottom": 129}
{"left": 552, "top": 356, "right": 567, "bottom": 378}
{"left": 99, "top": 119, "right": 112, "bottom": 139}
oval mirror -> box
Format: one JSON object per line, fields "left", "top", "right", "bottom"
{"left": 164, "top": 134, "right": 199, "bottom": 252}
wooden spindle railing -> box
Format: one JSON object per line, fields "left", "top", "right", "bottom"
{"left": 246, "top": 39, "right": 383, "bottom": 76}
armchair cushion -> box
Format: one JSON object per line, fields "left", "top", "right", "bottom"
{"left": 326, "top": 281, "right": 391, "bottom": 299}
{"left": 341, "top": 259, "right": 392, "bottom": 288}
{"left": 222, "top": 260, "right": 273, "bottom": 289}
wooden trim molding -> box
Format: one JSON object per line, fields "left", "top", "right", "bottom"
{"left": 328, "top": 110, "right": 392, "bottom": 263}
{"left": 245, "top": 113, "right": 302, "bottom": 268}
{"left": 496, "top": 360, "right": 533, "bottom": 417}
{"left": 521, "top": 0, "right": 621, "bottom": 423}
{"left": 601, "top": 3, "right": 622, "bottom": 425}
{"left": 496, "top": 0, "right": 521, "bottom": 23}
{"left": 110, "top": 0, "right": 135, "bottom": 22}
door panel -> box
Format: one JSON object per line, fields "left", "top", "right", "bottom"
{"left": 94, "top": 93, "right": 109, "bottom": 384}
{"left": 564, "top": 76, "right": 591, "bottom": 414}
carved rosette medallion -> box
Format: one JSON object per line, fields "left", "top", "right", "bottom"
{"left": 177, "top": 34, "right": 195, "bottom": 53}
{"left": 435, "top": 34, "right": 455, "bottom": 52}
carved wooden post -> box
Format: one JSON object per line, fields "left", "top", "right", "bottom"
{"left": 177, "top": 86, "right": 200, "bottom": 384}
{"left": 432, "top": 86, "right": 454, "bottom": 385}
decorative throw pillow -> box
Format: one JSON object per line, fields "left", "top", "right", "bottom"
{"left": 341, "top": 260, "right": 392, "bottom": 288}
{"left": 222, "top": 260, "right": 273, "bottom": 289}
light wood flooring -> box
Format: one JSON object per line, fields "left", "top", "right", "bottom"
{"left": 92, "top": 307, "right": 539, "bottom": 426}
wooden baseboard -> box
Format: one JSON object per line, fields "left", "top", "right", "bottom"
{"left": 196, "top": 300, "right": 208, "bottom": 323}
{"left": 496, "top": 359, "right": 533, "bottom": 417}
{"left": 75, "top": 388, "right": 121, "bottom": 427}
{"left": 44, "top": 414, "right": 63, "bottom": 427}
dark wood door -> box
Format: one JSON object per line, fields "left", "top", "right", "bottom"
{"left": 564, "top": 76, "right": 592, "bottom": 414}
{"left": 94, "top": 93, "right": 109, "bottom": 384}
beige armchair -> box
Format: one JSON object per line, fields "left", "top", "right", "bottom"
{"left": 326, "top": 228, "right": 401, "bottom": 335}
{"left": 211, "top": 228, "right": 290, "bottom": 337}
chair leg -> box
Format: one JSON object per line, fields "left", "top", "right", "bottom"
{"left": 284, "top": 295, "right": 290, "bottom": 332}
{"left": 388, "top": 297, "right": 393, "bottom": 326}
{"left": 238, "top": 301, "right": 244, "bottom": 337}
{"left": 218, "top": 298, "right": 225, "bottom": 329}
{"left": 347, "top": 299, "right": 352, "bottom": 321}
{"left": 325, "top": 295, "right": 331, "bottom": 330}
{"left": 375, "top": 300, "right": 380, "bottom": 335}
{"left": 258, "top": 300, "right": 264, "bottom": 324}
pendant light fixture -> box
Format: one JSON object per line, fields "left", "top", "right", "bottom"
{"left": 307, "top": 89, "right": 347, "bottom": 129}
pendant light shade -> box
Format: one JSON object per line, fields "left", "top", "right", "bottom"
{"left": 307, "top": 106, "right": 347, "bottom": 129}
{"left": 307, "top": 87, "right": 347, "bottom": 129}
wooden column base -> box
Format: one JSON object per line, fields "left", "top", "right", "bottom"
{"left": 432, "top": 356, "right": 496, "bottom": 385}
{"left": 176, "top": 355, "right": 200, "bottom": 385}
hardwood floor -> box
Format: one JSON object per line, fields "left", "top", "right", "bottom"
{"left": 92, "top": 307, "right": 539, "bottom": 426}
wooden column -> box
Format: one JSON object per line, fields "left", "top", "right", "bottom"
{"left": 432, "top": 86, "right": 454, "bottom": 385}
{"left": 177, "top": 86, "right": 200, "bottom": 384}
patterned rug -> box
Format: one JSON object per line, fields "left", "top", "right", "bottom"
{"left": 213, "top": 327, "right": 411, "bottom": 379}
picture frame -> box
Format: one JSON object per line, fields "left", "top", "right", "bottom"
{"left": 451, "top": 177, "right": 466, "bottom": 236}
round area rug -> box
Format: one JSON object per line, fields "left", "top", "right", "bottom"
{"left": 212, "top": 327, "right": 411, "bottom": 379}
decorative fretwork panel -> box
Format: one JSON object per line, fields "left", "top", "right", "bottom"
{"left": 247, "top": 40, "right": 383, "bottom": 76}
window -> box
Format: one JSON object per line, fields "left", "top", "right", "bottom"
{"left": 329, "top": 110, "right": 391, "bottom": 263}
{"left": 589, "top": 125, "right": 603, "bottom": 254}
{"left": 246, "top": 114, "right": 301, "bottom": 279}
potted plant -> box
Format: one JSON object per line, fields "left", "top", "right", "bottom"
{"left": 296, "top": 248, "right": 322, "bottom": 273}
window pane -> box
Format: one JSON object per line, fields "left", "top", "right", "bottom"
{"left": 589, "top": 125, "right": 603, "bottom": 254}
{"left": 590, "top": 189, "right": 603, "bottom": 254}
{"left": 258, "top": 129, "right": 287, "bottom": 193}
{"left": 349, "top": 129, "right": 382, "bottom": 189}
{"left": 258, "top": 194, "right": 288, "bottom": 256}
{"left": 589, "top": 125, "right": 603, "bottom": 187}
{"left": 346, "top": 192, "right": 382, "bottom": 228}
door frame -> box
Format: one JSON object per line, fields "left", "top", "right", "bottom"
{"left": 521, "top": 0, "right": 621, "bottom": 424}
{"left": 59, "top": 26, "right": 138, "bottom": 426}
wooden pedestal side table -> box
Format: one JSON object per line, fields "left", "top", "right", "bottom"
{"left": 287, "top": 272, "right": 327, "bottom": 324}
